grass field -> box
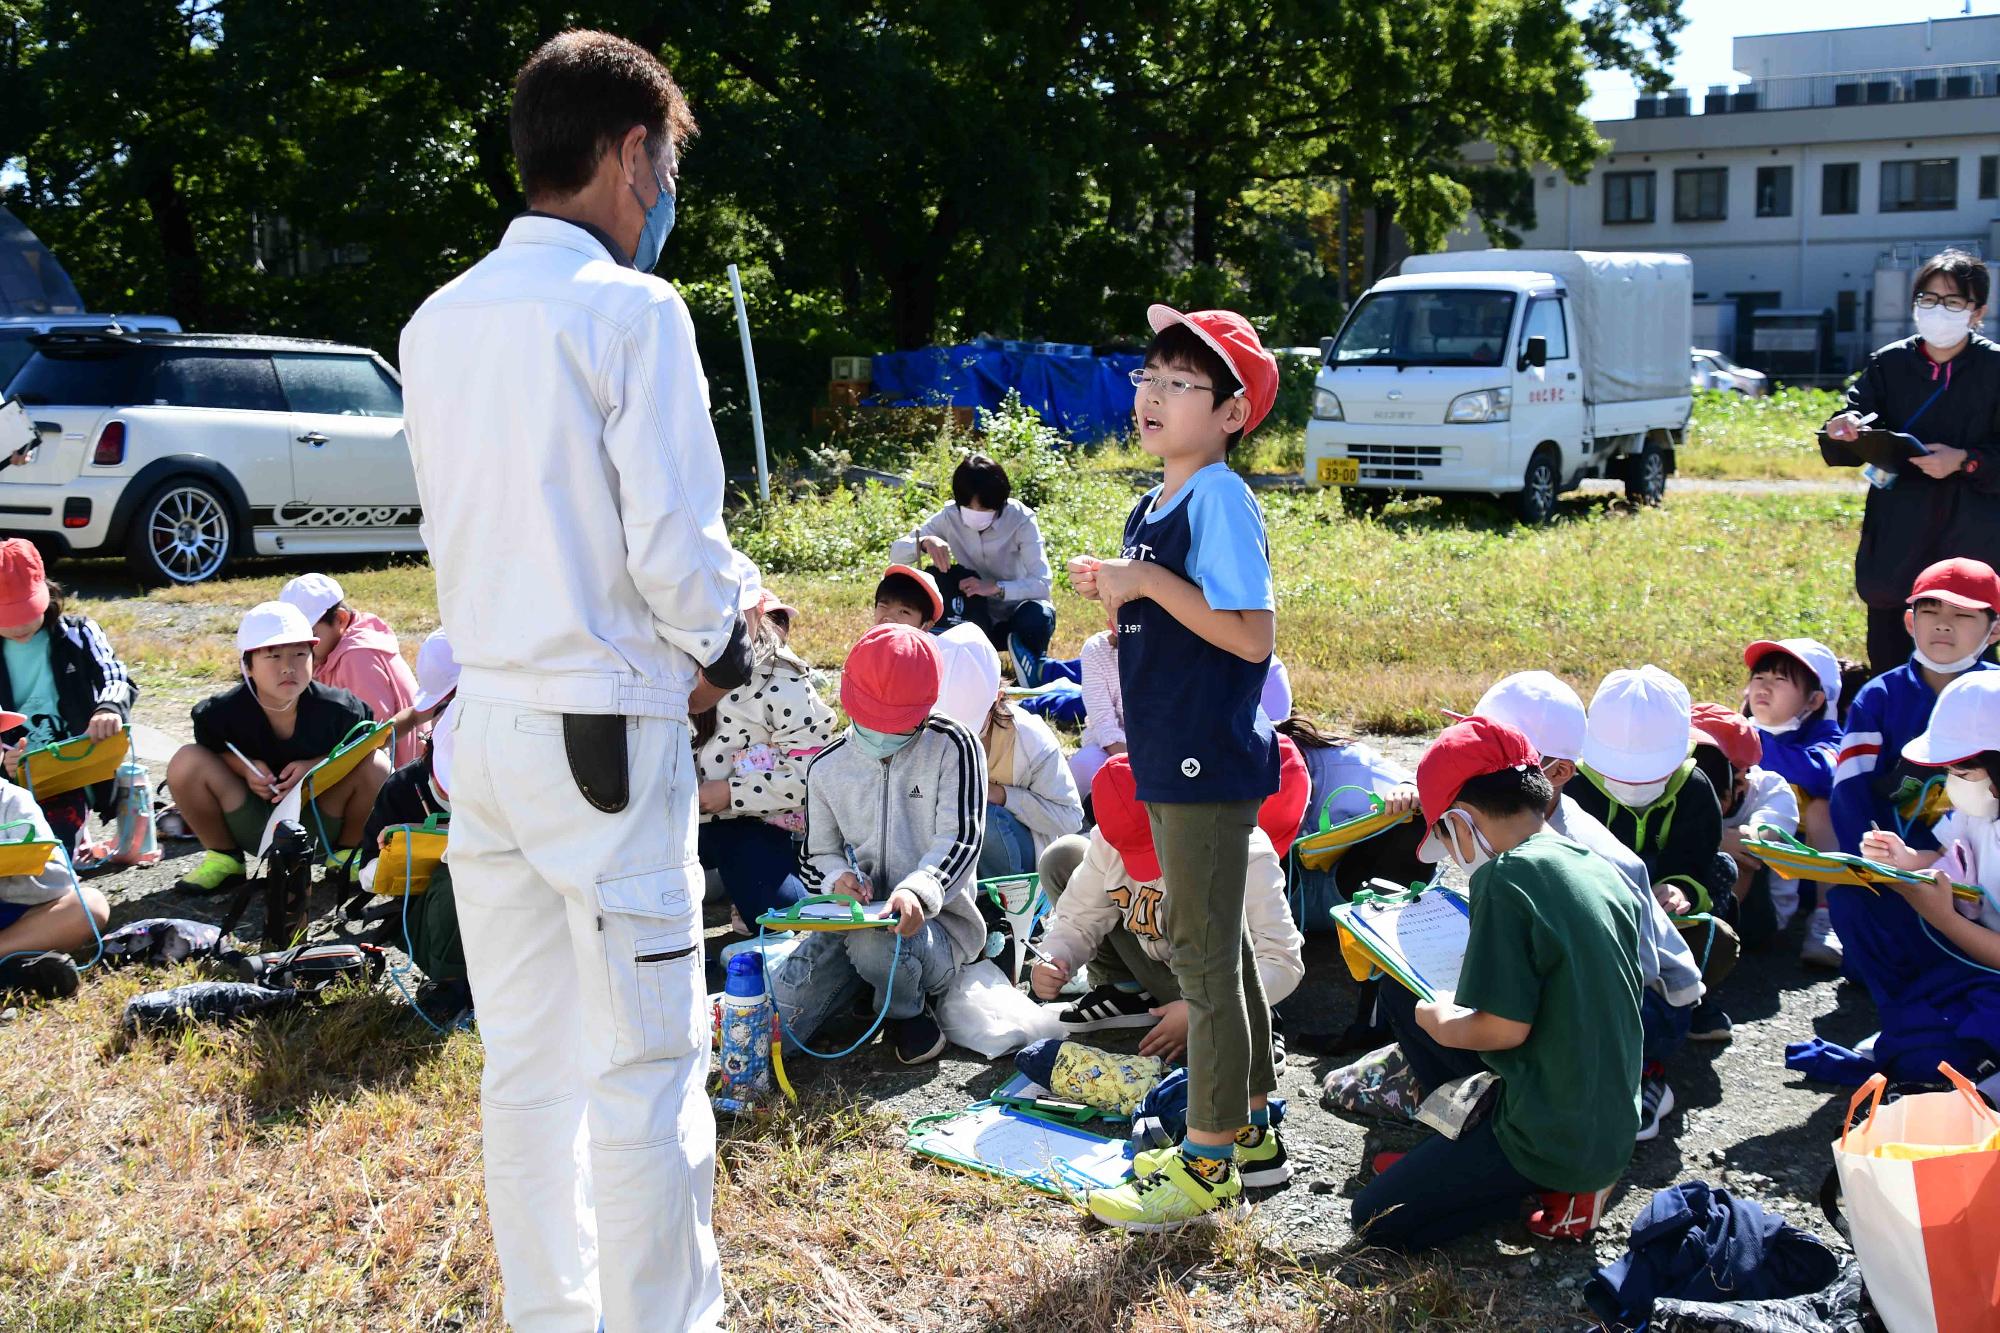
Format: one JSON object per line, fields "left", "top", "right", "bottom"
{"left": 1, "top": 391, "right": 1867, "bottom": 1329}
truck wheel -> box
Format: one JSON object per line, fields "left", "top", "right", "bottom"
{"left": 123, "top": 478, "right": 235, "bottom": 586}
{"left": 1515, "top": 447, "right": 1560, "bottom": 525}
{"left": 1625, "top": 442, "right": 1669, "bottom": 506}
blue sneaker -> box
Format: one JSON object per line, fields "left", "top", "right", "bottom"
{"left": 1688, "top": 1003, "right": 1733, "bottom": 1043}
{"left": 1007, "top": 633, "right": 1042, "bottom": 688}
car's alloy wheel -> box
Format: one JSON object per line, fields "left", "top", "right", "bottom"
{"left": 131, "top": 482, "right": 232, "bottom": 584}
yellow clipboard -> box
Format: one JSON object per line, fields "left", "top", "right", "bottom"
{"left": 0, "top": 838, "right": 57, "bottom": 876}
{"left": 1292, "top": 786, "right": 1415, "bottom": 871}
{"left": 377, "top": 815, "right": 448, "bottom": 897}
{"left": 18, "top": 729, "right": 129, "bottom": 801}
{"left": 302, "top": 721, "right": 393, "bottom": 802}
{"left": 1742, "top": 825, "right": 1983, "bottom": 904}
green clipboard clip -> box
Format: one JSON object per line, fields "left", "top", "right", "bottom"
{"left": 1329, "top": 877, "right": 1456, "bottom": 994}
{"left": 985, "top": 1094, "right": 1113, "bottom": 1127}
{"left": 1292, "top": 786, "right": 1414, "bottom": 871}
{"left": 757, "top": 893, "right": 900, "bottom": 932}
{"left": 1744, "top": 823, "right": 1984, "bottom": 905}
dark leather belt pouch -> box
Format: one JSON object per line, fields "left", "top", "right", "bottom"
{"left": 562, "top": 714, "right": 630, "bottom": 813}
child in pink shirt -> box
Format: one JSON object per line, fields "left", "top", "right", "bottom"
{"left": 279, "top": 573, "right": 421, "bottom": 766}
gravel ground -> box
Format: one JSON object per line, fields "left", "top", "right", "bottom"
{"left": 89, "top": 711, "right": 1871, "bottom": 1326}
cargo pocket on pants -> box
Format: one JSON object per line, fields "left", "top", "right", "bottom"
{"left": 594, "top": 864, "right": 702, "bottom": 1066}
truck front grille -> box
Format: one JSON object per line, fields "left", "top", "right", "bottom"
{"left": 1346, "top": 442, "right": 1456, "bottom": 481}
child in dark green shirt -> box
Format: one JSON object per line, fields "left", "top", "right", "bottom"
{"left": 1352, "top": 717, "right": 1642, "bottom": 1249}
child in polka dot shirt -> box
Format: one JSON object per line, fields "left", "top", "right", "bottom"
{"left": 692, "top": 584, "right": 836, "bottom": 925}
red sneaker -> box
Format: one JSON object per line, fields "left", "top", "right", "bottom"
{"left": 1526, "top": 1185, "right": 1612, "bottom": 1240}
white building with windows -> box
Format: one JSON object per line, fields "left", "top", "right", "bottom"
{"left": 1450, "top": 14, "right": 2000, "bottom": 378}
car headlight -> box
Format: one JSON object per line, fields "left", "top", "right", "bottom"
{"left": 1312, "top": 388, "right": 1343, "bottom": 421}
{"left": 1445, "top": 388, "right": 1511, "bottom": 423}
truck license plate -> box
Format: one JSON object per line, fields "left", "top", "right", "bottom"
{"left": 1317, "top": 457, "right": 1360, "bottom": 485}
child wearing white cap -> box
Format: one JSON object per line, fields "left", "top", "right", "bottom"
{"left": 1469, "top": 671, "right": 1704, "bottom": 1142}
{"left": 1569, "top": 665, "right": 1738, "bottom": 1043}
{"left": 279, "top": 573, "right": 422, "bottom": 767}
{"left": 165, "top": 601, "right": 388, "bottom": 894}
{"left": 931, "top": 623, "right": 1082, "bottom": 878}
{"left": 1850, "top": 670, "right": 2000, "bottom": 1087}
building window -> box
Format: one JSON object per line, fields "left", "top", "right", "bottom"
{"left": 1981, "top": 155, "right": 1998, "bottom": 201}
{"left": 1822, "top": 163, "right": 1860, "bottom": 215}
{"left": 1602, "top": 171, "right": 1656, "bottom": 225}
{"left": 1755, "top": 166, "right": 1793, "bottom": 218}
{"left": 1674, "top": 167, "right": 1728, "bottom": 222}
{"left": 1881, "top": 158, "right": 1957, "bottom": 212}
{"left": 1836, "top": 290, "right": 1858, "bottom": 334}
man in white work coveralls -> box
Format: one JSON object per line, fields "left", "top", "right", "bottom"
{"left": 398, "top": 30, "right": 746, "bottom": 1333}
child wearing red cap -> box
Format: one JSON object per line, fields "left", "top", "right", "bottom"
{"left": 1071, "top": 304, "right": 1284, "bottom": 1231}
{"left": 1032, "top": 757, "right": 1302, "bottom": 1058}
{"left": 1742, "top": 637, "right": 1847, "bottom": 966}
{"left": 778, "top": 624, "right": 987, "bottom": 1065}
{"left": 1690, "top": 701, "right": 1801, "bottom": 950}
{"left": 871, "top": 564, "right": 944, "bottom": 631}
{"left": 1833, "top": 558, "right": 2000, "bottom": 868}
{"left": 0, "top": 538, "right": 137, "bottom": 853}
{"left": 1352, "top": 717, "right": 1642, "bottom": 1249}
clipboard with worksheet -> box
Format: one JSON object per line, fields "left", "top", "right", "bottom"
{"left": 1330, "top": 882, "right": 1472, "bottom": 1002}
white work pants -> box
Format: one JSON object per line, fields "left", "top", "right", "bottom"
{"left": 449, "top": 695, "right": 723, "bottom": 1332}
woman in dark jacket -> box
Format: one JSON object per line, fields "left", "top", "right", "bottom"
{"left": 1826, "top": 250, "right": 2000, "bottom": 673}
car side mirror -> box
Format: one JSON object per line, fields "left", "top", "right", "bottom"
{"left": 1318, "top": 336, "right": 1336, "bottom": 363}
{"left": 1520, "top": 335, "right": 1548, "bottom": 371}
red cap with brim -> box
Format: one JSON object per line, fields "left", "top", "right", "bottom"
{"left": 1258, "top": 734, "right": 1311, "bottom": 859}
{"left": 840, "top": 623, "right": 942, "bottom": 733}
{"left": 1689, "top": 702, "right": 1761, "bottom": 771}
{"left": 880, "top": 563, "right": 944, "bottom": 624}
{"left": 0, "top": 539, "right": 50, "bottom": 627}
{"left": 1908, "top": 557, "right": 2000, "bottom": 611}
{"left": 1092, "top": 756, "right": 1161, "bottom": 883}
{"left": 1414, "top": 716, "right": 1541, "bottom": 864}
{"left": 1146, "top": 305, "right": 1281, "bottom": 435}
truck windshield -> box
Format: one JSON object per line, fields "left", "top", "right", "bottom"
{"left": 1330, "top": 290, "right": 1517, "bottom": 368}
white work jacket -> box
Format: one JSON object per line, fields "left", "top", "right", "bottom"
{"left": 399, "top": 217, "right": 742, "bottom": 717}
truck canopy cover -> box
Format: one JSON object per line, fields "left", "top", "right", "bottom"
{"left": 1400, "top": 250, "right": 1692, "bottom": 405}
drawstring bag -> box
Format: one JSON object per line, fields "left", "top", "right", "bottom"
{"left": 124, "top": 981, "right": 302, "bottom": 1031}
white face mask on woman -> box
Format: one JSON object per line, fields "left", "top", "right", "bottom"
{"left": 1947, "top": 772, "right": 2000, "bottom": 820}
{"left": 959, "top": 505, "right": 997, "bottom": 532}
{"left": 1914, "top": 303, "right": 1975, "bottom": 351}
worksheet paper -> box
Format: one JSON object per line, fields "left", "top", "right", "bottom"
{"left": 1345, "top": 890, "right": 1471, "bottom": 1000}
{"left": 793, "top": 899, "right": 897, "bottom": 924}
{"left": 912, "top": 1107, "right": 1133, "bottom": 1193}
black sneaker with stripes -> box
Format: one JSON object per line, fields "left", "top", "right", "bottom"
{"left": 1057, "top": 984, "right": 1159, "bottom": 1032}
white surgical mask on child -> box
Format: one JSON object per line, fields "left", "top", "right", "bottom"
{"left": 1758, "top": 714, "right": 1803, "bottom": 736}
{"left": 1947, "top": 773, "right": 2000, "bottom": 820}
{"left": 849, "top": 723, "right": 919, "bottom": 762}
{"left": 1604, "top": 775, "right": 1669, "bottom": 806}
{"left": 1438, "top": 808, "right": 1496, "bottom": 875}
{"left": 1912, "top": 643, "right": 1989, "bottom": 675}
{"left": 1914, "top": 304, "right": 1974, "bottom": 351}
{"left": 959, "top": 506, "right": 997, "bottom": 532}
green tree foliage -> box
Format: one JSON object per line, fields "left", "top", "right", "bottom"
{"left": 1, "top": 1, "right": 1680, "bottom": 447}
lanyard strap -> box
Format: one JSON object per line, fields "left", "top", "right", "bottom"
{"left": 1902, "top": 377, "right": 1951, "bottom": 436}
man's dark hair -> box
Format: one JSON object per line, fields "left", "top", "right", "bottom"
{"left": 1144, "top": 322, "right": 1245, "bottom": 449}
{"left": 511, "top": 31, "right": 696, "bottom": 201}
{"left": 951, "top": 454, "right": 1011, "bottom": 510}
{"left": 1749, "top": 650, "right": 1829, "bottom": 720}
{"left": 874, "top": 572, "right": 935, "bottom": 624}
{"left": 1454, "top": 764, "right": 1555, "bottom": 820}
{"left": 1913, "top": 249, "right": 1990, "bottom": 310}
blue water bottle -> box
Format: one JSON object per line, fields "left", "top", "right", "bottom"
{"left": 715, "top": 952, "right": 774, "bottom": 1112}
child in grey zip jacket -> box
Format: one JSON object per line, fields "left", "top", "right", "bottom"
{"left": 774, "top": 623, "right": 988, "bottom": 1064}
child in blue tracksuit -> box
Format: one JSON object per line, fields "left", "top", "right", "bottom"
{"left": 1743, "top": 637, "right": 1845, "bottom": 965}
{"left": 1832, "top": 558, "right": 2000, "bottom": 1025}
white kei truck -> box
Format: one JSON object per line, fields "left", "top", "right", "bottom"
{"left": 1302, "top": 249, "right": 1694, "bottom": 522}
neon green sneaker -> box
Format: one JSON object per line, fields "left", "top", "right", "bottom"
{"left": 176, "top": 849, "right": 246, "bottom": 894}
{"left": 1132, "top": 1128, "right": 1293, "bottom": 1189}
{"left": 1088, "top": 1152, "right": 1244, "bottom": 1233}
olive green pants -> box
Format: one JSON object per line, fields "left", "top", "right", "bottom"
{"left": 1148, "top": 799, "right": 1274, "bottom": 1134}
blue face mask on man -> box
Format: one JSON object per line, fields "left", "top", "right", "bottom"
{"left": 849, "top": 723, "right": 919, "bottom": 762}
{"left": 627, "top": 145, "right": 676, "bottom": 272}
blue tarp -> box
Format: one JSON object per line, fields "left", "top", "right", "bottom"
{"left": 870, "top": 344, "right": 1145, "bottom": 443}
